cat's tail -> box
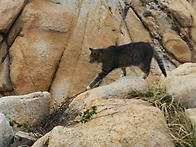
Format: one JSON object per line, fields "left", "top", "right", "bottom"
{"left": 153, "top": 50, "right": 167, "bottom": 77}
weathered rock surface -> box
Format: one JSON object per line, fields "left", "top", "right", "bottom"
{"left": 168, "top": 0, "right": 192, "bottom": 27}
{"left": 158, "top": 0, "right": 196, "bottom": 45}
{"left": 0, "top": 0, "right": 194, "bottom": 110}
{"left": 61, "top": 76, "right": 148, "bottom": 112}
{"left": 33, "top": 98, "right": 174, "bottom": 147}
{"left": 0, "top": 92, "right": 50, "bottom": 126}
{"left": 0, "top": 112, "right": 14, "bottom": 147}
{"left": 0, "top": 0, "right": 196, "bottom": 146}
{"left": 0, "top": 40, "right": 13, "bottom": 92}
{"left": 163, "top": 31, "right": 191, "bottom": 62}
{"left": 161, "top": 63, "right": 196, "bottom": 108}
{"left": 34, "top": 76, "right": 173, "bottom": 146}
{"left": 10, "top": 131, "right": 39, "bottom": 147}
{"left": 0, "top": 0, "right": 27, "bottom": 33}
{"left": 49, "top": 0, "right": 121, "bottom": 111}
{"left": 0, "top": 57, "right": 13, "bottom": 91}
{"left": 188, "top": 0, "right": 196, "bottom": 10}
{"left": 125, "top": 8, "right": 152, "bottom": 42}
{"left": 9, "top": 0, "right": 75, "bottom": 95}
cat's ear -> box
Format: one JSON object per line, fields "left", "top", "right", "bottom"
{"left": 89, "top": 47, "right": 94, "bottom": 51}
{"left": 90, "top": 48, "right": 99, "bottom": 55}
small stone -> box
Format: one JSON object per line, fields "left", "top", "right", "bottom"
{"left": 10, "top": 131, "right": 42, "bottom": 147}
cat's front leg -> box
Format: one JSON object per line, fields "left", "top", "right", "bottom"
{"left": 86, "top": 69, "right": 111, "bottom": 90}
{"left": 86, "top": 85, "right": 91, "bottom": 90}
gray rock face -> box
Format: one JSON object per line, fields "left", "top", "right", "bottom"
{"left": 67, "top": 76, "right": 148, "bottom": 113}
{"left": 0, "top": 92, "right": 50, "bottom": 126}
{"left": 10, "top": 131, "right": 39, "bottom": 147}
{"left": 161, "top": 63, "right": 196, "bottom": 108}
{"left": 0, "top": 112, "right": 14, "bottom": 147}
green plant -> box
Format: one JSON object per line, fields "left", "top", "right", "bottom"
{"left": 75, "top": 106, "right": 97, "bottom": 123}
{"left": 43, "top": 116, "right": 49, "bottom": 125}
{"left": 143, "top": 10, "right": 152, "bottom": 17}
{"left": 9, "top": 120, "right": 24, "bottom": 128}
{"left": 9, "top": 120, "right": 37, "bottom": 133}
{"left": 128, "top": 86, "right": 196, "bottom": 147}
{"left": 65, "top": 96, "right": 71, "bottom": 101}
{"left": 142, "top": 2, "right": 147, "bottom": 7}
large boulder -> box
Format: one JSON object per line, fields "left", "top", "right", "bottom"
{"left": 63, "top": 76, "right": 147, "bottom": 113}
{"left": 161, "top": 63, "right": 196, "bottom": 108}
{"left": 0, "top": 112, "right": 14, "bottom": 147}
{"left": 0, "top": 92, "right": 50, "bottom": 126}
{"left": 33, "top": 98, "right": 174, "bottom": 147}
{"left": 9, "top": 0, "right": 75, "bottom": 95}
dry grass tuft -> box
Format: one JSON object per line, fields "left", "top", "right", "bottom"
{"left": 128, "top": 85, "right": 196, "bottom": 147}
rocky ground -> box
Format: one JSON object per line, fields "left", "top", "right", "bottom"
{"left": 0, "top": 0, "right": 196, "bottom": 146}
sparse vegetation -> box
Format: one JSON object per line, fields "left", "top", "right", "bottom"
{"left": 128, "top": 85, "right": 196, "bottom": 147}
{"left": 142, "top": 2, "right": 147, "bottom": 7}
{"left": 43, "top": 116, "right": 49, "bottom": 125}
{"left": 75, "top": 106, "right": 97, "bottom": 123}
{"left": 143, "top": 10, "right": 152, "bottom": 17}
{"left": 9, "top": 120, "right": 37, "bottom": 133}
{"left": 65, "top": 96, "right": 71, "bottom": 101}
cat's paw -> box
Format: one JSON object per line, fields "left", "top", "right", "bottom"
{"left": 120, "top": 74, "right": 125, "bottom": 78}
{"left": 86, "top": 86, "right": 91, "bottom": 90}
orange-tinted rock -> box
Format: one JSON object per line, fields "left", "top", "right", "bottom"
{"left": 50, "top": 1, "right": 120, "bottom": 110}
{"left": 0, "top": 0, "right": 27, "bottom": 33}
{"left": 125, "top": 8, "right": 152, "bottom": 42}
{"left": 163, "top": 31, "right": 191, "bottom": 62}
{"left": 9, "top": 0, "right": 75, "bottom": 94}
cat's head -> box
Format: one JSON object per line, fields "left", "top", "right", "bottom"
{"left": 89, "top": 48, "right": 103, "bottom": 63}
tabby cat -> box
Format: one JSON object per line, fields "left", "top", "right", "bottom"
{"left": 87, "top": 42, "right": 167, "bottom": 90}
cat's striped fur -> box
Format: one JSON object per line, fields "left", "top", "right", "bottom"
{"left": 87, "top": 42, "right": 167, "bottom": 89}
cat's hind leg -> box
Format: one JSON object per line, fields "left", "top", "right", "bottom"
{"left": 141, "top": 72, "right": 149, "bottom": 79}
{"left": 120, "top": 67, "right": 126, "bottom": 77}
{"left": 139, "top": 63, "right": 150, "bottom": 79}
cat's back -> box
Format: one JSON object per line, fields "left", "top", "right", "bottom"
{"left": 104, "top": 42, "right": 153, "bottom": 59}
{"left": 122, "top": 42, "right": 152, "bottom": 50}
{"left": 115, "top": 42, "right": 154, "bottom": 67}
{"left": 110, "top": 42, "right": 152, "bottom": 55}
